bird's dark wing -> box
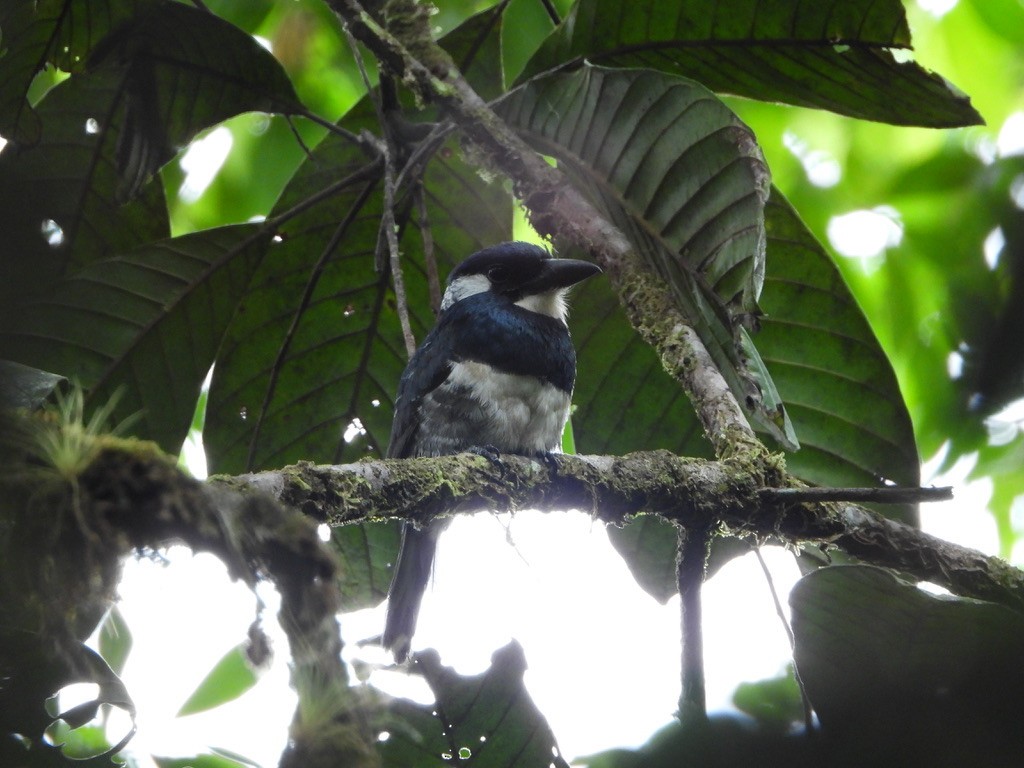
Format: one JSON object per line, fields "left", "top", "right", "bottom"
{"left": 386, "top": 326, "right": 454, "bottom": 459}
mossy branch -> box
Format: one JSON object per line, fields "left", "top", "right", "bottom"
{"left": 209, "top": 450, "right": 1023, "bottom": 612}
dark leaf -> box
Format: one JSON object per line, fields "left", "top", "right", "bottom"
{"left": 379, "top": 641, "right": 568, "bottom": 768}
{"left": 0, "top": 65, "right": 169, "bottom": 318}
{"left": 89, "top": 3, "right": 305, "bottom": 198}
{"left": 0, "top": 225, "right": 270, "bottom": 452}
{"left": 441, "top": 2, "right": 507, "bottom": 101}
{"left": 0, "top": 0, "right": 159, "bottom": 145}
{"left": 329, "top": 521, "right": 402, "bottom": 611}
{"left": 513, "top": 68, "right": 918, "bottom": 597}
{"left": 519, "top": 0, "right": 981, "bottom": 127}
{"left": 757, "top": 191, "right": 919, "bottom": 522}
{"left": 791, "top": 565, "right": 1024, "bottom": 731}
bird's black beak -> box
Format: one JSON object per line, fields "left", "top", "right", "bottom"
{"left": 524, "top": 258, "right": 602, "bottom": 294}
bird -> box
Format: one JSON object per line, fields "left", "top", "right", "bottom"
{"left": 382, "top": 241, "right": 601, "bottom": 661}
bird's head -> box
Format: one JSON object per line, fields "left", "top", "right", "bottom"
{"left": 440, "top": 242, "right": 601, "bottom": 322}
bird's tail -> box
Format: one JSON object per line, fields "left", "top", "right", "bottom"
{"left": 383, "top": 522, "right": 440, "bottom": 662}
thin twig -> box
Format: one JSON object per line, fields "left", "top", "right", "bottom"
{"left": 415, "top": 181, "right": 442, "bottom": 314}
{"left": 284, "top": 115, "right": 315, "bottom": 162}
{"left": 296, "top": 106, "right": 376, "bottom": 151}
{"left": 753, "top": 546, "right": 814, "bottom": 731}
{"left": 340, "top": 22, "right": 417, "bottom": 356}
{"left": 537, "top": 0, "right": 561, "bottom": 25}
{"left": 761, "top": 486, "right": 953, "bottom": 504}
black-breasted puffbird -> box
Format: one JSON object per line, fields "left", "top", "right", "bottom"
{"left": 382, "top": 241, "right": 601, "bottom": 661}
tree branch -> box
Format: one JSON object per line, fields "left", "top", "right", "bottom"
{"left": 677, "top": 525, "right": 709, "bottom": 724}
{"left": 216, "top": 450, "right": 1024, "bottom": 613}
{"left": 76, "top": 447, "right": 381, "bottom": 768}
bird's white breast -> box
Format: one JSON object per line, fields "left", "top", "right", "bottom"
{"left": 446, "top": 360, "right": 571, "bottom": 453}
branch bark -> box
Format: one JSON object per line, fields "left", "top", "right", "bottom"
{"left": 215, "top": 450, "right": 1024, "bottom": 613}
{"left": 77, "top": 447, "right": 381, "bottom": 768}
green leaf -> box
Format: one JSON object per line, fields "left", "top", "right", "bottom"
{"left": 790, "top": 565, "right": 1024, "bottom": 730}
{"left": 731, "top": 665, "right": 805, "bottom": 732}
{"left": 0, "top": 65, "right": 169, "bottom": 317}
{"left": 442, "top": 3, "right": 508, "bottom": 102}
{"left": 0, "top": 0, "right": 160, "bottom": 144}
{"left": 86, "top": 3, "right": 305, "bottom": 197}
{"left": 329, "top": 522, "right": 402, "bottom": 611}
{"left": 569, "top": 280, "right": 709, "bottom": 458}
{"left": 757, "top": 191, "right": 919, "bottom": 522}
{"left": 379, "top": 641, "right": 567, "bottom": 768}
{"left": 606, "top": 520, "right": 681, "bottom": 604}
{"left": 0, "top": 225, "right": 270, "bottom": 452}
{"left": 98, "top": 605, "right": 133, "bottom": 677}
{"left": 45, "top": 722, "right": 114, "bottom": 760}
{"left": 549, "top": 100, "right": 916, "bottom": 599}
{"left": 500, "top": 64, "right": 798, "bottom": 450}
{"left": 519, "top": 0, "right": 981, "bottom": 127}
{"left": 177, "top": 644, "right": 260, "bottom": 717}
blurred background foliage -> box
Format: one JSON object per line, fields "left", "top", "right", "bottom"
{"left": 153, "top": 0, "right": 1024, "bottom": 556}
{"left": 730, "top": 0, "right": 1024, "bottom": 556}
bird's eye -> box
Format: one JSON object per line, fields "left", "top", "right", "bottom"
{"left": 487, "top": 266, "right": 511, "bottom": 282}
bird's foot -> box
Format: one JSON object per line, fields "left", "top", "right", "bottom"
{"left": 536, "top": 450, "right": 562, "bottom": 475}
{"left": 467, "top": 444, "right": 503, "bottom": 468}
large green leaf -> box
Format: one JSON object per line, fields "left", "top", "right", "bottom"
{"left": 573, "top": 188, "right": 917, "bottom": 600}
{"left": 500, "top": 64, "right": 798, "bottom": 450}
{"left": 791, "top": 565, "right": 1024, "bottom": 741}
{"left": 0, "top": 3, "right": 302, "bottom": 320}
{"left": 0, "top": 225, "right": 270, "bottom": 452}
{"left": 758, "top": 191, "right": 919, "bottom": 517}
{"left": 0, "top": 64, "right": 169, "bottom": 319}
{"left": 519, "top": 0, "right": 981, "bottom": 128}
{"left": 379, "top": 642, "right": 568, "bottom": 768}
{"left": 87, "top": 2, "right": 305, "bottom": 197}
{"left": 0, "top": 0, "right": 159, "bottom": 145}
